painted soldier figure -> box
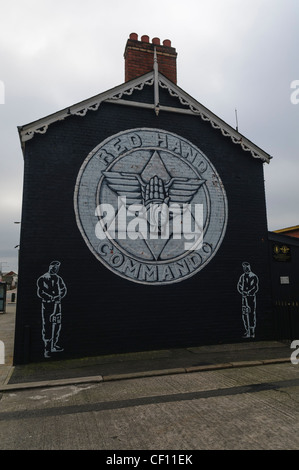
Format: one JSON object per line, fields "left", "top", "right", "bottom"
{"left": 237, "top": 262, "right": 259, "bottom": 338}
{"left": 37, "top": 261, "right": 67, "bottom": 358}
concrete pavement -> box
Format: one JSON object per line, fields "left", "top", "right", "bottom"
{"left": 0, "top": 300, "right": 293, "bottom": 393}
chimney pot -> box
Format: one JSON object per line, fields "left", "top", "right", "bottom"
{"left": 141, "top": 35, "right": 149, "bottom": 43}
{"left": 163, "top": 39, "right": 171, "bottom": 47}
{"left": 152, "top": 37, "right": 160, "bottom": 45}
{"left": 129, "top": 32, "right": 138, "bottom": 41}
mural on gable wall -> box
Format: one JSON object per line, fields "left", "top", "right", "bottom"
{"left": 37, "top": 261, "right": 67, "bottom": 358}
{"left": 74, "top": 128, "right": 228, "bottom": 285}
{"left": 237, "top": 262, "right": 259, "bottom": 339}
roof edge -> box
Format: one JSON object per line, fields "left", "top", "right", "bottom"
{"left": 157, "top": 74, "right": 272, "bottom": 163}
{"left": 273, "top": 225, "right": 299, "bottom": 233}
{"left": 18, "top": 71, "right": 272, "bottom": 163}
{"left": 18, "top": 72, "right": 154, "bottom": 146}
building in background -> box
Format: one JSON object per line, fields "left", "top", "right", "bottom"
{"left": 2, "top": 271, "right": 18, "bottom": 290}
{"left": 268, "top": 230, "right": 299, "bottom": 340}
{"left": 14, "top": 34, "right": 275, "bottom": 364}
{"left": 273, "top": 225, "right": 299, "bottom": 238}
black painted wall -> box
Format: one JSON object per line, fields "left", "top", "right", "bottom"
{"left": 14, "top": 88, "right": 274, "bottom": 364}
{"left": 268, "top": 232, "right": 299, "bottom": 339}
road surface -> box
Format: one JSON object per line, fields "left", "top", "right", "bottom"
{"left": 0, "top": 361, "right": 299, "bottom": 451}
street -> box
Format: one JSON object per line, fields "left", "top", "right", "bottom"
{"left": 0, "top": 361, "right": 298, "bottom": 450}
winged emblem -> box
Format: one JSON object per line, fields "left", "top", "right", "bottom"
{"left": 102, "top": 171, "right": 206, "bottom": 207}
{"left": 99, "top": 151, "right": 206, "bottom": 259}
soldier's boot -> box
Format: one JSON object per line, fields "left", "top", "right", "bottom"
{"left": 242, "top": 313, "right": 250, "bottom": 338}
{"left": 44, "top": 340, "right": 51, "bottom": 359}
{"left": 51, "top": 324, "right": 64, "bottom": 352}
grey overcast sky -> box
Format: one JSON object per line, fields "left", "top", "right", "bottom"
{"left": 0, "top": 0, "right": 298, "bottom": 273}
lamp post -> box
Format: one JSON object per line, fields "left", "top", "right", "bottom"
{"left": 14, "top": 222, "right": 21, "bottom": 275}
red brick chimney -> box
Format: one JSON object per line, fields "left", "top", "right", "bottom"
{"left": 124, "top": 33, "right": 177, "bottom": 84}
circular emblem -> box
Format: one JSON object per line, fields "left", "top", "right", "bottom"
{"left": 74, "top": 128, "right": 228, "bottom": 285}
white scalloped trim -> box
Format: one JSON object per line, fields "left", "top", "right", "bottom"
{"left": 19, "top": 74, "right": 270, "bottom": 163}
